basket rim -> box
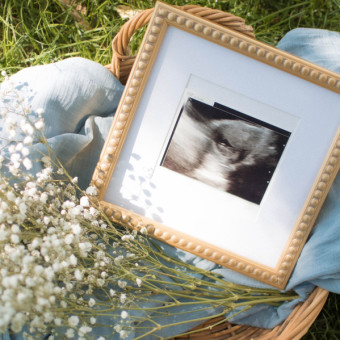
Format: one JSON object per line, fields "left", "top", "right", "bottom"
{"left": 107, "top": 5, "right": 254, "bottom": 84}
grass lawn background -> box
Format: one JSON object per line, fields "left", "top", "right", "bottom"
{"left": 1, "top": 0, "right": 340, "bottom": 338}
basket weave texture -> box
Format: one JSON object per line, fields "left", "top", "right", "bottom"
{"left": 107, "top": 5, "right": 329, "bottom": 339}
{"left": 106, "top": 5, "right": 254, "bottom": 84}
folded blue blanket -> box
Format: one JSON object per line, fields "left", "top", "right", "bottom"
{"left": 1, "top": 28, "right": 340, "bottom": 339}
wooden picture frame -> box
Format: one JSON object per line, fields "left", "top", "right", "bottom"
{"left": 92, "top": 2, "right": 340, "bottom": 289}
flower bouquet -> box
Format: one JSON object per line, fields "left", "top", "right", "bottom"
{"left": 0, "top": 71, "right": 298, "bottom": 339}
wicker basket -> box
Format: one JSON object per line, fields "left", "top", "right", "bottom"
{"left": 106, "top": 5, "right": 329, "bottom": 339}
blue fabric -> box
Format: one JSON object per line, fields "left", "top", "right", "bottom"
{"left": 277, "top": 28, "right": 340, "bottom": 74}
{"left": 0, "top": 57, "right": 124, "bottom": 189}
{"left": 1, "top": 28, "right": 340, "bottom": 338}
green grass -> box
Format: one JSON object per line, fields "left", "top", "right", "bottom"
{"left": 1, "top": 0, "right": 340, "bottom": 338}
{"left": 304, "top": 292, "right": 340, "bottom": 339}
{"left": 1, "top": 0, "right": 340, "bottom": 74}
{"left": 0, "top": 0, "right": 123, "bottom": 73}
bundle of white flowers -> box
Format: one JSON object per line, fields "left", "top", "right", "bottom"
{"left": 0, "top": 72, "right": 298, "bottom": 339}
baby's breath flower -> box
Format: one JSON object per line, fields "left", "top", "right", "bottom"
{"left": 79, "top": 325, "right": 92, "bottom": 336}
{"left": 96, "top": 278, "right": 105, "bottom": 287}
{"left": 10, "top": 312, "right": 26, "bottom": 333}
{"left": 71, "top": 223, "right": 81, "bottom": 235}
{"left": 23, "top": 135, "right": 33, "bottom": 145}
{"left": 10, "top": 234, "right": 20, "bottom": 244}
{"left": 19, "top": 202, "right": 27, "bottom": 215}
{"left": 88, "top": 298, "right": 96, "bottom": 307}
{"left": 23, "top": 158, "right": 32, "bottom": 170}
{"left": 66, "top": 328, "right": 75, "bottom": 338}
{"left": 69, "top": 254, "right": 77, "bottom": 266}
{"left": 119, "top": 330, "right": 129, "bottom": 339}
{"left": 121, "top": 311, "right": 129, "bottom": 319}
{"left": 120, "top": 294, "right": 127, "bottom": 304}
{"left": 64, "top": 233, "right": 74, "bottom": 245}
{"left": 10, "top": 152, "right": 21, "bottom": 164}
{"left": 40, "top": 192, "right": 48, "bottom": 204}
{"left": 114, "top": 325, "right": 122, "bottom": 333}
{"left": 136, "top": 278, "right": 142, "bottom": 287}
{"left": 43, "top": 216, "right": 51, "bottom": 225}
{"left": 69, "top": 205, "right": 82, "bottom": 218}
{"left": 21, "top": 122, "right": 34, "bottom": 136}
{"left": 41, "top": 156, "right": 51, "bottom": 166}
{"left": 85, "top": 186, "right": 97, "bottom": 196}
{"left": 68, "top": 315, "right": 79, "bottom": 327}
{"left": 54, "top": 318, "right": 62, "bottom": 326}
{"left": 121, "top": 234, "right": 134, "bottom": 241}
{"left": 79, "top": 196, "right": 90, "bottom": 208}
{"left": 7, "top": 191, "right": 16, "bottom": 201}
{"left": 16, "top": 143, "right": 23, "bottom": 152}
{"left": 79, "top": 242, "right": 92, "bottom": 256}
{"left": 114, "top": 255, "right": 124, "bottom": 265}
{"left": 21, "top": 147, "right": 29, "bottom": 156}
{"left": 74, "top": 269, "right": 83, "bottom": 281}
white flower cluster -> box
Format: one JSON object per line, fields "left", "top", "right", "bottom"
{"left": 0, "top": 161, "right": 101, "bottom": 334}
{"left": 0, "top": 72, "right": 145, "bottom": 339}
{"left": 0, "top": 74, "right": 45, "bottom": 177}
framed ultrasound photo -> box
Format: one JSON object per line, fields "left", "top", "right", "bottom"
{"left": 92, "top": 2, "right": 340, "bottom": 288}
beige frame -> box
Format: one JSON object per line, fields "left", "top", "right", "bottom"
{"left": 92, "top": 2, "right": 340, "bottom": 289}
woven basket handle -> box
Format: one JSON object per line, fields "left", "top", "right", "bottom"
{"left": 107, "top": 5, "right": 254, "bottom": 84}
